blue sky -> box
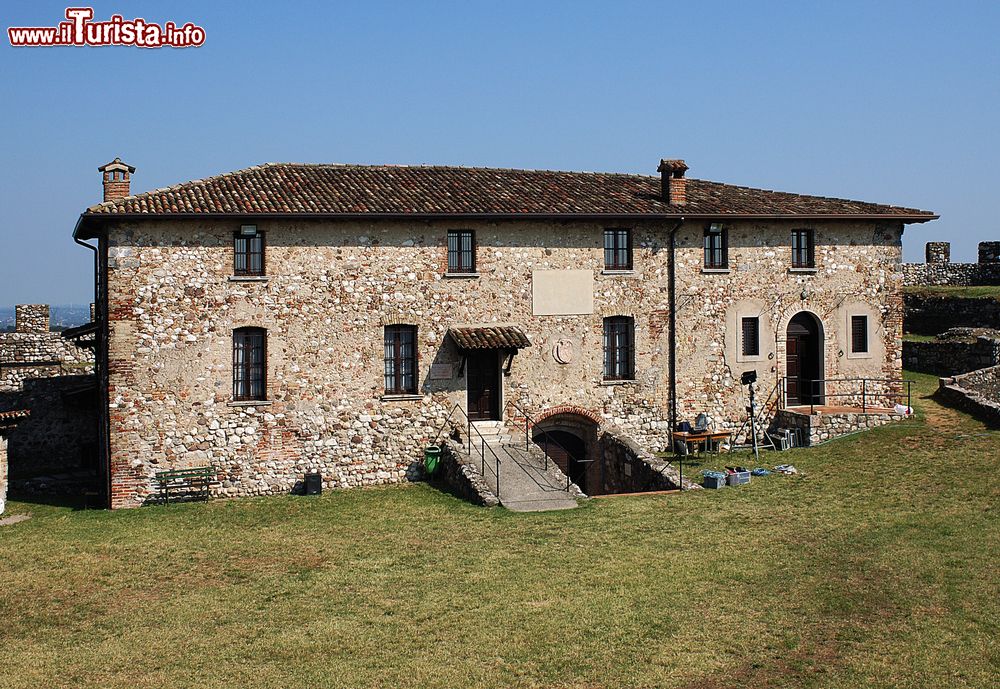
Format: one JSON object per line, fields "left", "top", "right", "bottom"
{"left": 1, "top": 1, "right": 998, "bottom": 304}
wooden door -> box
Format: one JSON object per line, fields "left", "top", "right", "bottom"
{"left": 467, "top": 351, "right": 500, "bottom": 420}
{"left": 786, "top": 335, "right": 802, "bottom": 405}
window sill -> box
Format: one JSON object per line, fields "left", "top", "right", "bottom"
{"left": 846, "top": 352, "right": 872, "bottom": 360}
{"left": 788, "top": 267, "right": 817, "bottom": 274}
{"left": 380, "top": 394, "right": 423, "bottom": 401}
{"left": 227, "top": 400, "right": 272, "bottom": 407}
{"left": 600, "top": 379, "right": 637, "bottom": 386}
{"left": 600, "top": 269, "right": 636, "bottom": 276}
{"left": 444, "top": 272, "right": 480, "bottom": 279}
{"left": 701, "top": 268, "right": 731, "bottom": 274}
{"left": 229, "top": 276, "right": 269, "bottom": 282}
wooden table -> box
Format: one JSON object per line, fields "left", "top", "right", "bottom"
{"left": 673, "top": 431, "right": 731, "bottom": 455}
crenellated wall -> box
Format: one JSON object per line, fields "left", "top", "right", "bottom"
{"left": 902, "top": 241, "right": 1000, "bottom": 286}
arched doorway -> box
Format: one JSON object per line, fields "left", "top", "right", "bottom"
{"left": 532, "top": 430, "right": 588, "bottom": 493}
{"left": 786, "top": 312, "right": 824, "bottom": 406}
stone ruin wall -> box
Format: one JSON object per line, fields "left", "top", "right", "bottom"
{"left": 902, "top": 241, "right": 1000, "bottom": 286}
{"left": 938, "top": 365, "right": 1000, "bottom": 426}
{"left": 103, "top": 218, "right": 905, "bottom": 507}
{"left": 0, "top": 304, "right": 97, "bottom": 477}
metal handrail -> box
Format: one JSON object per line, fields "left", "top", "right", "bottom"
{"left": 780, "top": 377, "right": 913, "bottom": 415}
{"left": 503, "top": 399, "right": 579, "bottom": 492}
{"left": 432, "top": 404, "right": 503, "bottom": 499}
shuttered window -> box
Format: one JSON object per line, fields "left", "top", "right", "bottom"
{"left": 233, "top": 328, "right": 267, "bottom": 401}
{"left": 447, "top": 230, "right": 476, "bottom": 273}
{"left": 384, "top": 325, "right": 418, "bottom": 394}
{"left": 604, "top": 228, "right": 632, "bottom": 271}
{"left": 791, "top": 229, "right": 815, "bottom": 268}
{"left": 234, "top": 225, "right": 265, "bottom": 276}
{"left": 704, "top": 225, "right": 728, "bottom": 269}
{"left": 741, "top": 317, "right": 760, "bottom": 357}
{"left": 851, "top": 315, "right": 869, "bottom": 354}
{"left": 603, "top": 317, "right": 635, "bottom": 380}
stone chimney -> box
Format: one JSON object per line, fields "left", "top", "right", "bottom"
{"left": 925, "top": 241, "right": 950, "bottom": 263}
{"left": 657, "top": 159, "right": 689, "bottom": 206}
{"left": 978, "top": 241, "right": 1000, "bottom": 264}
{"left": 15, "top": 304, "right": 49, "bottom": 334}
{"left": 98, "top": 157, "right": 135, "bottom": 202}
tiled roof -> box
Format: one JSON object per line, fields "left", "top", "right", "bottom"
{"left": 81, "top": 163, "right": 936, "bottom": 220}
{"left": 0, "top": 409, "right": 30, "bottom": 427}
{"left": 449, "top": 326, "right": 532, "bottom": 350}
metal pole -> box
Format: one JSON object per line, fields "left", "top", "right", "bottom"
{"left": 496, "top": 457, "right": 500, "bottom": 498}
{"left": 524, "top": 416, "right": 529, "bottom": 451}
{"left": 862, "top": 379, "right": 867, "bottom": 413}
{"left": 748, "top": 382, "right": 760, "bottom": 464}
{"left": 468, "top": 418, "right": 472, "bottom": 455}
{"left": 481, "top": 437, "right": 485, "bottom": 474}
{"left": 907, "top": 381, "right": 911, "bottom": 414}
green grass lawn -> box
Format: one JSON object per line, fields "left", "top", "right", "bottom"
{"left": 904, "top": 284, "right": 1000, "bottom": 300}
{"left": 1, "top": 372, "right": 997, "bottom": 688}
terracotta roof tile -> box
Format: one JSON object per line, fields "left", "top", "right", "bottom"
{"left": 449, "top": 326, "right": 532, "bottom": 350}
{"left": 82, "top": 164, "right": 936, "bottom": 220}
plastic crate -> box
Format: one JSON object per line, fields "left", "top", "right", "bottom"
{"left": 703, "top": 475, "right": 726, "bottom": 489}
{"left": 726, "top": 471, "right": 751, "bottom": 486}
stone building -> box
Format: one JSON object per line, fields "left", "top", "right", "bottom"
{"left": 72, "top": 158, "right": 936, "bottom": 508}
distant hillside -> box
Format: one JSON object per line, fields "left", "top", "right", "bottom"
{"left": 0, "top": 304, "right": 92, "bottom": 332}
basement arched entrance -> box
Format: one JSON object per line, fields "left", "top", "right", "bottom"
{"left": 785, "top": 311, "right": 824, "bottom": 406}
{"left": 531, "top": 412, "right": 600, "bottom": 495}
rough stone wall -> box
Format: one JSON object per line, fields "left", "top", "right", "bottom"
{"left": 672, "top": 220, "right": 905, "bottom": 430}
{"left": 599, "top": 427, "right": 695, "bottom": 492}
{"left": 0, "top": 436, "right": 7, "bottom": 515}
{"left": 938, "top": 365, "right": 1000, "bottom": 426}
{"left": 0, "top": 308, "right": 97, "bottom": 477}
{"left": 773, "top": 408, "right": 907, "bottom": 446}
{"left": 102, "top": 217, "right": 904, "bottom": 507}
{"left": 903, "top": 294, "right": 1000, "bottom": 334}
{"left": 439, "top": 439, "right": 499, "bottom": 507}
{"left": 903, "top": 333, "right": 1000, "bottom": 376}
{"left": 902, "top": 241, "right": 1000, "bottom": 286}
{"left": 15, "top": 304, "right": 49, "bottom": 334}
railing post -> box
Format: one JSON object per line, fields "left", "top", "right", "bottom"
{"left": 524, "top": 416, "right": 529, "bottom": 451}
{"left": 496, "top": 456, "right": 500, "bottom": 498}
{"left": 862, "top": 379, "right": 867, "bottom": 413}
{"left": 907, "top": 381, "right": 912, "bottom": 414}
{"left": 468, "top": 418, "right": 472, "bottom": 455}
{"left": 481, "top": 437, "right": 485, "bottom": 474}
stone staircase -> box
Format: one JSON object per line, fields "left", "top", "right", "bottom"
{"left": 457, "top": 421, "right": 583, "bottom": 512}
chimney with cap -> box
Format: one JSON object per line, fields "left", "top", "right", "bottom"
{"left": 657, "top": 159, "right": 688, "bottom": 206}
{"left": 98, "top": 157, "right": 135, "bottom": 202}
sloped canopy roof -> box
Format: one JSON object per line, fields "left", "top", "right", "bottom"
{"left": 449, "top": 326, "right": 532, "bottom": 351}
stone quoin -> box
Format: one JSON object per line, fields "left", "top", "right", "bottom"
{"left": 71, "top": 158, "right": 937, "bottom": 508}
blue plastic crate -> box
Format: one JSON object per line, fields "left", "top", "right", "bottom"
{"left": 703, "top": 475, "right": 726, "bottom": 489}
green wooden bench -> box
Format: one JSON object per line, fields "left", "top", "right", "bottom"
{"left": 155, "top": 466, "right": 216, "bottom": 505}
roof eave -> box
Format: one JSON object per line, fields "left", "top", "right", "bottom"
{"left": 74, "top": 210, "right": 938, "bottom": 236}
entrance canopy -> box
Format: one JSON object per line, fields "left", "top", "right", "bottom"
{"left": 448, "top": 326, "right": 531, "bottom": 351}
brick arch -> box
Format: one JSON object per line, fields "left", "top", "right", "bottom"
{"left": 529, "top": 405, "right": 606, "bottom": 430}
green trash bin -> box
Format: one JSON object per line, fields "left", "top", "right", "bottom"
{"left": 424, "top": 445, "right": 442, "bottom": 476}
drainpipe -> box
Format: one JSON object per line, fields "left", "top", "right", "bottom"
{"left": 74, "top": 234, "right": 109, "bottom": 507}
{"left": 667, "top": 218, "right": 684, "bottom": 460}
